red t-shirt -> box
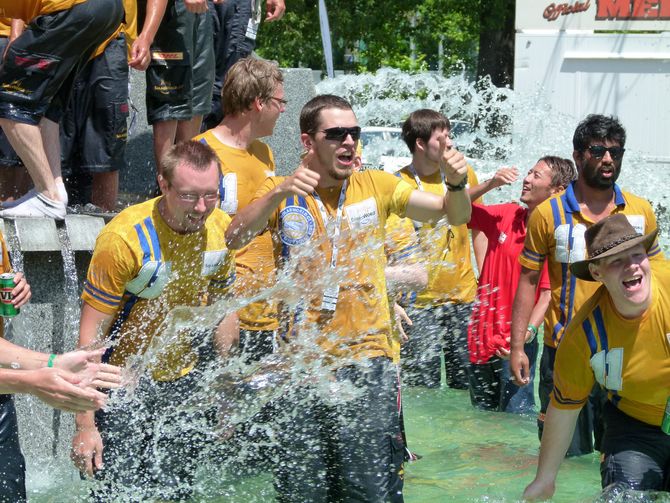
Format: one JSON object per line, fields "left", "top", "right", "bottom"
{"left": 467, "top": 203, "right": 550, "bottom": 364}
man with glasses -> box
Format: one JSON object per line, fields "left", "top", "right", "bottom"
{"left": 71, "top": 141, "right": 238, "bottom": 500}
{"left": 226, "top": 94, "right": 471, "bottom": 502}
{"left": 510, "top": 114, "right": 662, "bottom": 456}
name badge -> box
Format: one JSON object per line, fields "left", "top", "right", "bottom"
{"left": 201, "top": 250, "right": 228, "bottom": 277}
{"left": 345, "top": 197, "right": 378, "bottom": 230}
{"left": 320, "top": 283, "right": 340, "bottom": 312}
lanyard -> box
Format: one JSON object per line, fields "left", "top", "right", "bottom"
{"left": 408, "top": 163, "right": 447, "bottom": 195}
{"left": 311, "top": 179, "right": 348, "bottom": 269}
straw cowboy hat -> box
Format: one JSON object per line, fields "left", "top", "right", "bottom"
{"left": 570, "top": 213, "right": 658, "bottom": 282}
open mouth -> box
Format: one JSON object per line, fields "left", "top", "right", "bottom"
{"left": 599, "top": 167, "right": 615, "bottom": 178}
{"left": 622, "top": 275, "right": 642, "bottom": 290}
{"left": 336, "top": 151, "right": 354, "bottom": 166}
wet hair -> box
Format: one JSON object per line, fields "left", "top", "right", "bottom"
{"left": 300, "top": 94, "right": 353, "bottom": 134}
{"left": 160, "top": 140, "right": 221, "bottom": 185}
{"left": 401, "top": 109, "right": 451, "bottom": 154}
{"left": 539, "top": 155, "right": 577, "bottom": 189}
{"left": 222, "top": 57, "right": 284, "bottom": 116}
{"left": 572, "top": 114, "right": 626, "bottom": 152}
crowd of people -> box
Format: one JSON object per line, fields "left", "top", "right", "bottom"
{"left": 0, "top": 1, "right": 669, "bottom": 501}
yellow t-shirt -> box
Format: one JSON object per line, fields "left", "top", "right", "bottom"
{"left": 520, "top": 182, "right": 662, "bottom": 348}
{"left": 384, "top": 213, "right": 423, "bottom": 363}
{"left": 552, "top": 260, "right": 670, "bottom": 426}
{"left": 0, "top": 0, "right": 87, "bottom": 22}
{"left": 397, "top": 164, "right": 479, "bottom": 307}
{"left": 81, "top": 198, "right": 236, "bottom": 381}
{"left": 92, "top": 0, "right": 137, "bottom": 59}
{"left": 257, "top": 170, "right": 414, "bottom": 361}
{"left": 0, "top": 17, "right": 11, "bottom": 37}
{"left": 195, "top": 130, "right": 278, "bottom": 331}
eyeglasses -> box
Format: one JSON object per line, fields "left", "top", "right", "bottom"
{"left": 268, "top": 96, "right": 288, "bottom": 106}
{"left": 321, "top": 126, "right": 361, "bottom": 142}
{"left": 587, "top": 145, "right": 625, "bottom": 160}
{"left": 175, "top": 191, "right": 220, "bottom": 204}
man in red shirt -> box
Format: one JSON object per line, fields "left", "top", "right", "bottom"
{"left": 467, "top": 156, "right": 576, "bottom": 413}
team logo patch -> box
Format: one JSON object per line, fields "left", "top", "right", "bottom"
{"left": 280, "top": 206, "right": 315, "bottom": 246}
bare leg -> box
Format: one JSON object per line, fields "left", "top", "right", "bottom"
{"left": 0, "top": 119, "right": 59, "bottom": 200}
{"left": 90, "top": 171, "right": 119, "bottom": 211}
{"left": 40, "top": 118, "right": 63, "bottom": 188}
{"left": 152, "top": 120, "right": 178, "bottom": 176}
{"left": 175, "top": 115, "right": 203, "bottom": 144}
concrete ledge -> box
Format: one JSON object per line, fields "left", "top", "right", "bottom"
{"left": 64, "top": 215, "right": 106, "bottom": 251}
{"left": 13, "top": 218, "right": 60, "bottom": 252}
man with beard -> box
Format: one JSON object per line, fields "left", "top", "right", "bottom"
{"left": 226, "top": 94, "right": 470, "bottom": 502}
{"left": 510, "top": 114, "right": 662, "bottom": 456}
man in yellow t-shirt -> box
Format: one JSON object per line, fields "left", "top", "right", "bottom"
{"left": 523, "top": 214, "right": 670, "bottom": 501}
{"left": 226, "top": 94, "right": 471, "bottom": 502}
{"left": 395, "top": 109, "right": 479, "bottom": 389}
{"left": 194, "top": 57, "right": 283, "bottom": 363}
{"left": 70, "top": 141, "right": 238, "bottom": 500}
{"left": 511, "top": 114, "right": 663, "bottom": 457}
{"left": 0, "top": 0, "right": 123, "bottom": 219}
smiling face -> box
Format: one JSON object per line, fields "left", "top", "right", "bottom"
{"left": 588, "top": 244, "right": 651, "bottom": 318}
{"left": 519, "top": 160, "right": 560, "bottom": 210}
{"left": 574, "top": 138, "right": 623, "bottom": 190}
{"left": 301, "top": 107, "right": 359, "bottom": 185}
{"left": 158, "top": 160, "right": 220, "bottom": 234}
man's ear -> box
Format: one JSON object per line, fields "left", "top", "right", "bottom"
{"left": 415, "top": 138, "right": 426, "bottom": 153}
{"left": 588, "top": 262, "right": 602, "bottom": 282}
{"left": 157, "top": 174, "right": 168, "bottom": 195}
{"left": 550, "top": 185, "right": 565, "bottom": 195}
{"left": 300, "top": 133, "right": 312, "bottom": 151}
{"left": 573, "top": 149, "right": 583, "bottom": 165}
{"left": 253, "top": 96, "right": 264, "bottom": 112}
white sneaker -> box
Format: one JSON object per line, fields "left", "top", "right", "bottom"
{"left": 0, "top": 192, "right": 66, "bottom": 219}
{"left": 0, "top": 182, "right": 68, "bottom": 209}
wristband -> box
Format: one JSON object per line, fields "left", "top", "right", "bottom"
{"left": 526, "top": 324, "right": 538, "bottom": 343}
{"left": 446, "top": 177, "right": 467, "bottom": 191}
{"left": 47, "top": 354, "right": 57, "bottom": 368}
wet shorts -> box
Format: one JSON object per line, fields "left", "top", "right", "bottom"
{"left": 144, "top": 0, "right": 214, "bottom": 124}
{"left": 60, "top": 35, "right": 129, "bottom": 176}
{"left": 600, "top": 401, "right": 670, "bottom": 491}
{"left": 0, "top": 38, "right": 22, "bottom": 168}
{"left": 0, "top": 395, "right": 26, "bottom": 503}
{"left": 0, "top": 0, "right": 124, "bottom": 125}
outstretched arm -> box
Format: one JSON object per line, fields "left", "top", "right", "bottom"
{"left": 468, "top": 166, "right": 518, "bottom": 202}
{"left": 510, "top": 267, "right": 541, "bottom": 385}
{"left": 523, "top": 405, "right": 580, "bottom": 501}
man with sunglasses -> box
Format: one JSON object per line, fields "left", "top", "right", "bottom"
{"left": 226, "top": 94, "right": 470, "bottom": 502}
{"left": 510, "top": 114, "right": 662, "bottom": 457}
{"left": 71, "top": 141, "right": 238, "bottom": 500}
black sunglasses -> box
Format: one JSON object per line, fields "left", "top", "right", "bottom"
{"left": 587, "top": 145, "right": 625, "bottom": 160}
{"left": 321, "top": 126, "right": 361, "bottom": 142}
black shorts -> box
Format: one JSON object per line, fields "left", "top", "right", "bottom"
{"left": 0, "top": 0, "right": 124, "bottom": 125}
{"left": 0, "top": 395, "right": 26, "bottom": 503}
{"left": 600, "top": 401, "right": 670, "bottom": 491}
{"left": 60, "top": 36, "right": 129, "bottom": 176}
{"left": 144, "top": 0, "right": 214, "bottom": 124}
{"left": 0, "top": 38, "right": 22, "bottom": 168}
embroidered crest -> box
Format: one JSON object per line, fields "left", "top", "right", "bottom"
{"left": 280, "top": 206, "right": 315, "bottom": 246}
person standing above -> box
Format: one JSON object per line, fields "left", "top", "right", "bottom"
{"left": 204, "top": 0, "right": 286, "bottom": 129}
{"left": 523, "top": 214, "right": 670, "bottom": 500}
{"left": 467, "top": 157, "right": 575, "bottom": 414}
{"left": 70, "top": 141, "right": 238, "bottom": 500}
{"left": 396, "top": 109, "right": 479, "bottom": 388}
{"left": 510, "top": 114, "right": 662, "bottom": 456}
{"left": 0, "top": 0, "right": 124, "bottom": 219}
{"left": 195, "top": 57, "right": 284, "bottom": 362}
{"left": 225, "top": 94, "right": 470, "bottom": 502}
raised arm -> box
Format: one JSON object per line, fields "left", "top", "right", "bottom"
{"left": 468, "top": 166, "right": 518, "bottom": 202}
{"left": 226, "top": 161, "right": 320, "bottom": 250}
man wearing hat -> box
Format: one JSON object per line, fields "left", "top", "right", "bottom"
{"left": 522, "top": 213, "right": 670, "bottom": 500}
{"left": 510, "top": 114, "right": 662, "bottom": 456}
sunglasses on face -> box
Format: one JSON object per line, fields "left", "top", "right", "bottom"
{"left": 321, "top": 126, "right": 361, "bottom": 142}
{"left": 587, "top": 145, "right": 625, "bottom": 160}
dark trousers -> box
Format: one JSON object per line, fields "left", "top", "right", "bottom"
{"left": 0, "top": 395, "right": 26, "bottom": 503}
{"left": 274, "top": 358, "right": 404, "bottom": 503}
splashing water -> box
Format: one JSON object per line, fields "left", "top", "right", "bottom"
{"left": 31, "top": 68, "right": 670, "bottom": 501}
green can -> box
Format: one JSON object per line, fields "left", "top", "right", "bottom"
{"left": 662, "top": 396, "right": 670, "bottom": 435}
{"left": 0, "top": 273, "right": 19, "bottom": 318}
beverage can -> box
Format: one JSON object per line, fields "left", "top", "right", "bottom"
{"left": 662, "top": 396, "right": 670, "bottom": 435}
{"left": 0, "top": 273, "right": 19, "bottom": 318}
